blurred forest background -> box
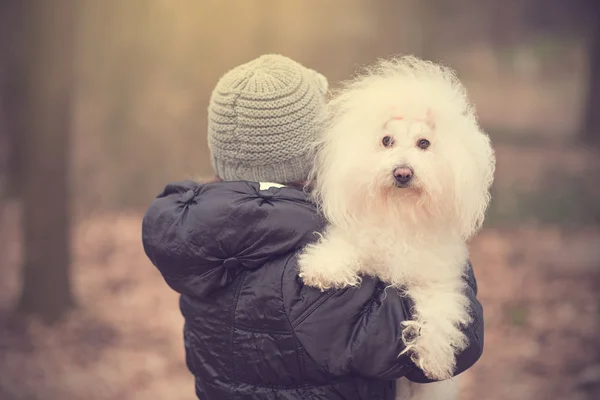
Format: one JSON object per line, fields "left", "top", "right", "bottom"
{"left": 1, "top": 0, "right": 599, "bottom": 399}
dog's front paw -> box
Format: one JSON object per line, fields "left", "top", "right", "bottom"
{"left": 298, "top": 243, "right": 361, "bottom": 291}
{"left": 401, "top": 321, "right": 466, "bottom": 380}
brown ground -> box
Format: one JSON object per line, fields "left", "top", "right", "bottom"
{"left": 1, "top": 213, "right": 599, "bottom": 400}
{"left": 462, "top": 227, "right": 600, "bottom": 400}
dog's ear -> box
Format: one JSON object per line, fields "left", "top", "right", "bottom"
{"left": 450, "top": 120, "right": 495, "bottom": 240}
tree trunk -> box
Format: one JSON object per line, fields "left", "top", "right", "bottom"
{"left": 16, "top": 0, "right": 77, "bottom": 322}
{"left": 0, "top": 0, "right": 27, "bottom": 201}
{"left": 582, "top": 5, "right": 600, "bottom": 146}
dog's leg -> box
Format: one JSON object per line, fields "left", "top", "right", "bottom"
{"left": 298, "top": 228, "right": 363, "bottom": 291}
{"left": 395, "top": 377, "right": 459, "bottom": 400}
{"left": 401, "top": 280, "right": 471, "bottom": 380}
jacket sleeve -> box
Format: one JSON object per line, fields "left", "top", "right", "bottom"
{"left": 142, "top": 180, "right": 328, "bottom": 298}
{"left": 141, "top": 180, "right": 201, "bottom": 282}
{"left": 288, "top": 260, "right": 484, "bottom": 382}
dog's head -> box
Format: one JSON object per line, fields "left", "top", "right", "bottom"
{"left": 310, "top": 56, "right": 495, "bottom": 239}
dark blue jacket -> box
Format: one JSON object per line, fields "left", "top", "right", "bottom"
{"left": 141, "top": 180, "right": 484, "bottom": 399}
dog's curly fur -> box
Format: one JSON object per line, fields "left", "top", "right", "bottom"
{"left": 298, "top": 55, "right": 495, "bottom": 399}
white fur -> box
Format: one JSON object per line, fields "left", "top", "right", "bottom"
{"left": 298, "top": 56, "right": 495, "bottom": 399}
{"left": 396, "top": 377, "right": 459, "bottom": 400}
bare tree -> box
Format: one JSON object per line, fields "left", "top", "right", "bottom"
{"left": 523, "top": 0, "right": 599, "bottom": 144}
{"left": 0, "top": 0, "right": 26, "bottom": 201}
{"left": 582, "top": 1, "right": 600, "bottom": 145}
{"left": 16, "top": 0, "right": 77, "bottom": 322}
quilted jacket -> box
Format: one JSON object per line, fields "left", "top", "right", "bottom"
{"left": 141, "top": 180, "right": 484, "bottom": 399}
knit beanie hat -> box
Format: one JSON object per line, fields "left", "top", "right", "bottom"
{"left": 207, "top": 54, "right": 329, "bottom": 183}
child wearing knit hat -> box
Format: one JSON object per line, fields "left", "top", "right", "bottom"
{"left": 207, "top": 54, "right": 328, "bottom": 184}
{"left": 141, "top": 55, "right": 484, "bottom": 399}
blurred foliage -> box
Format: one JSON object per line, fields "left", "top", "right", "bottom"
{"left": 506, "top": 303, "right": 530, "bottom": 328}
{"left": 487, "top": 164, "right": 600, "bottom": 227}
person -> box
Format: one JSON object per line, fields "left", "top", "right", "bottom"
{"left": 141, "top": 54, "right": 484, "bottom": 400}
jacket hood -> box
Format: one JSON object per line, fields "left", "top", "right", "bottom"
{"left": 142, "top": 180, "right": 325, "bottom": 297}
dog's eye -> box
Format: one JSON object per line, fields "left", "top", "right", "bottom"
{"left": 417, "top": 139, "right": 430, "bottom": 150}
{"left": 382, "top": 136, "right": 395, "bottom": 148}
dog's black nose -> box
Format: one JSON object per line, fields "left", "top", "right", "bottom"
{"left": 393, "top": 166, "right": 413, "bottom": 185}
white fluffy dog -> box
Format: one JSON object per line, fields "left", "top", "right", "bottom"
{"left": 298, "top": 56, "right": 495, "bottom": 399}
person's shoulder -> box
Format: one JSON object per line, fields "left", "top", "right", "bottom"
{"left": 143, "top": 179, "right": 320, "bottom": 227}
{"left": 147, "top": 180, "right": 317, "bottom": 215}
{"left": 142, "top": 179, "right": 326, "bottom": 296}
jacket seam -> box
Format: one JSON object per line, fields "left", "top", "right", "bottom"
{"left": 282, "top": 256, "right": 336, "bottom": 378}
{"left": 280, "top": 258, "right": 308, "bottom": 381}
{"left": 470, "top": 306, "right": 482, "bottom": 344}
{"left": 229, "top": 270, "right": 248, "bottom": 397}
{"left": 280, "top": 254, "right": 338, "bottom": 328}
{"left": 347, "top": 283, "right": 386, "bottom": 366}
{"left": 291, "top": 290, "right": 337, "bottom": 328}
{"left": 233, "top": 324, "right": 291, "bottom": 334}
{"left": 231, "top": 376, "right": 354, "bottom": 390}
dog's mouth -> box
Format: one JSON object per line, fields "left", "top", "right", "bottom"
{"left": 394, "top": 181, "right": 412, "bottom": 189}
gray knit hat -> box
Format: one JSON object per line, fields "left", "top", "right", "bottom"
{"left": 207, "top": 54, "right": 329, "bottom": 183}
